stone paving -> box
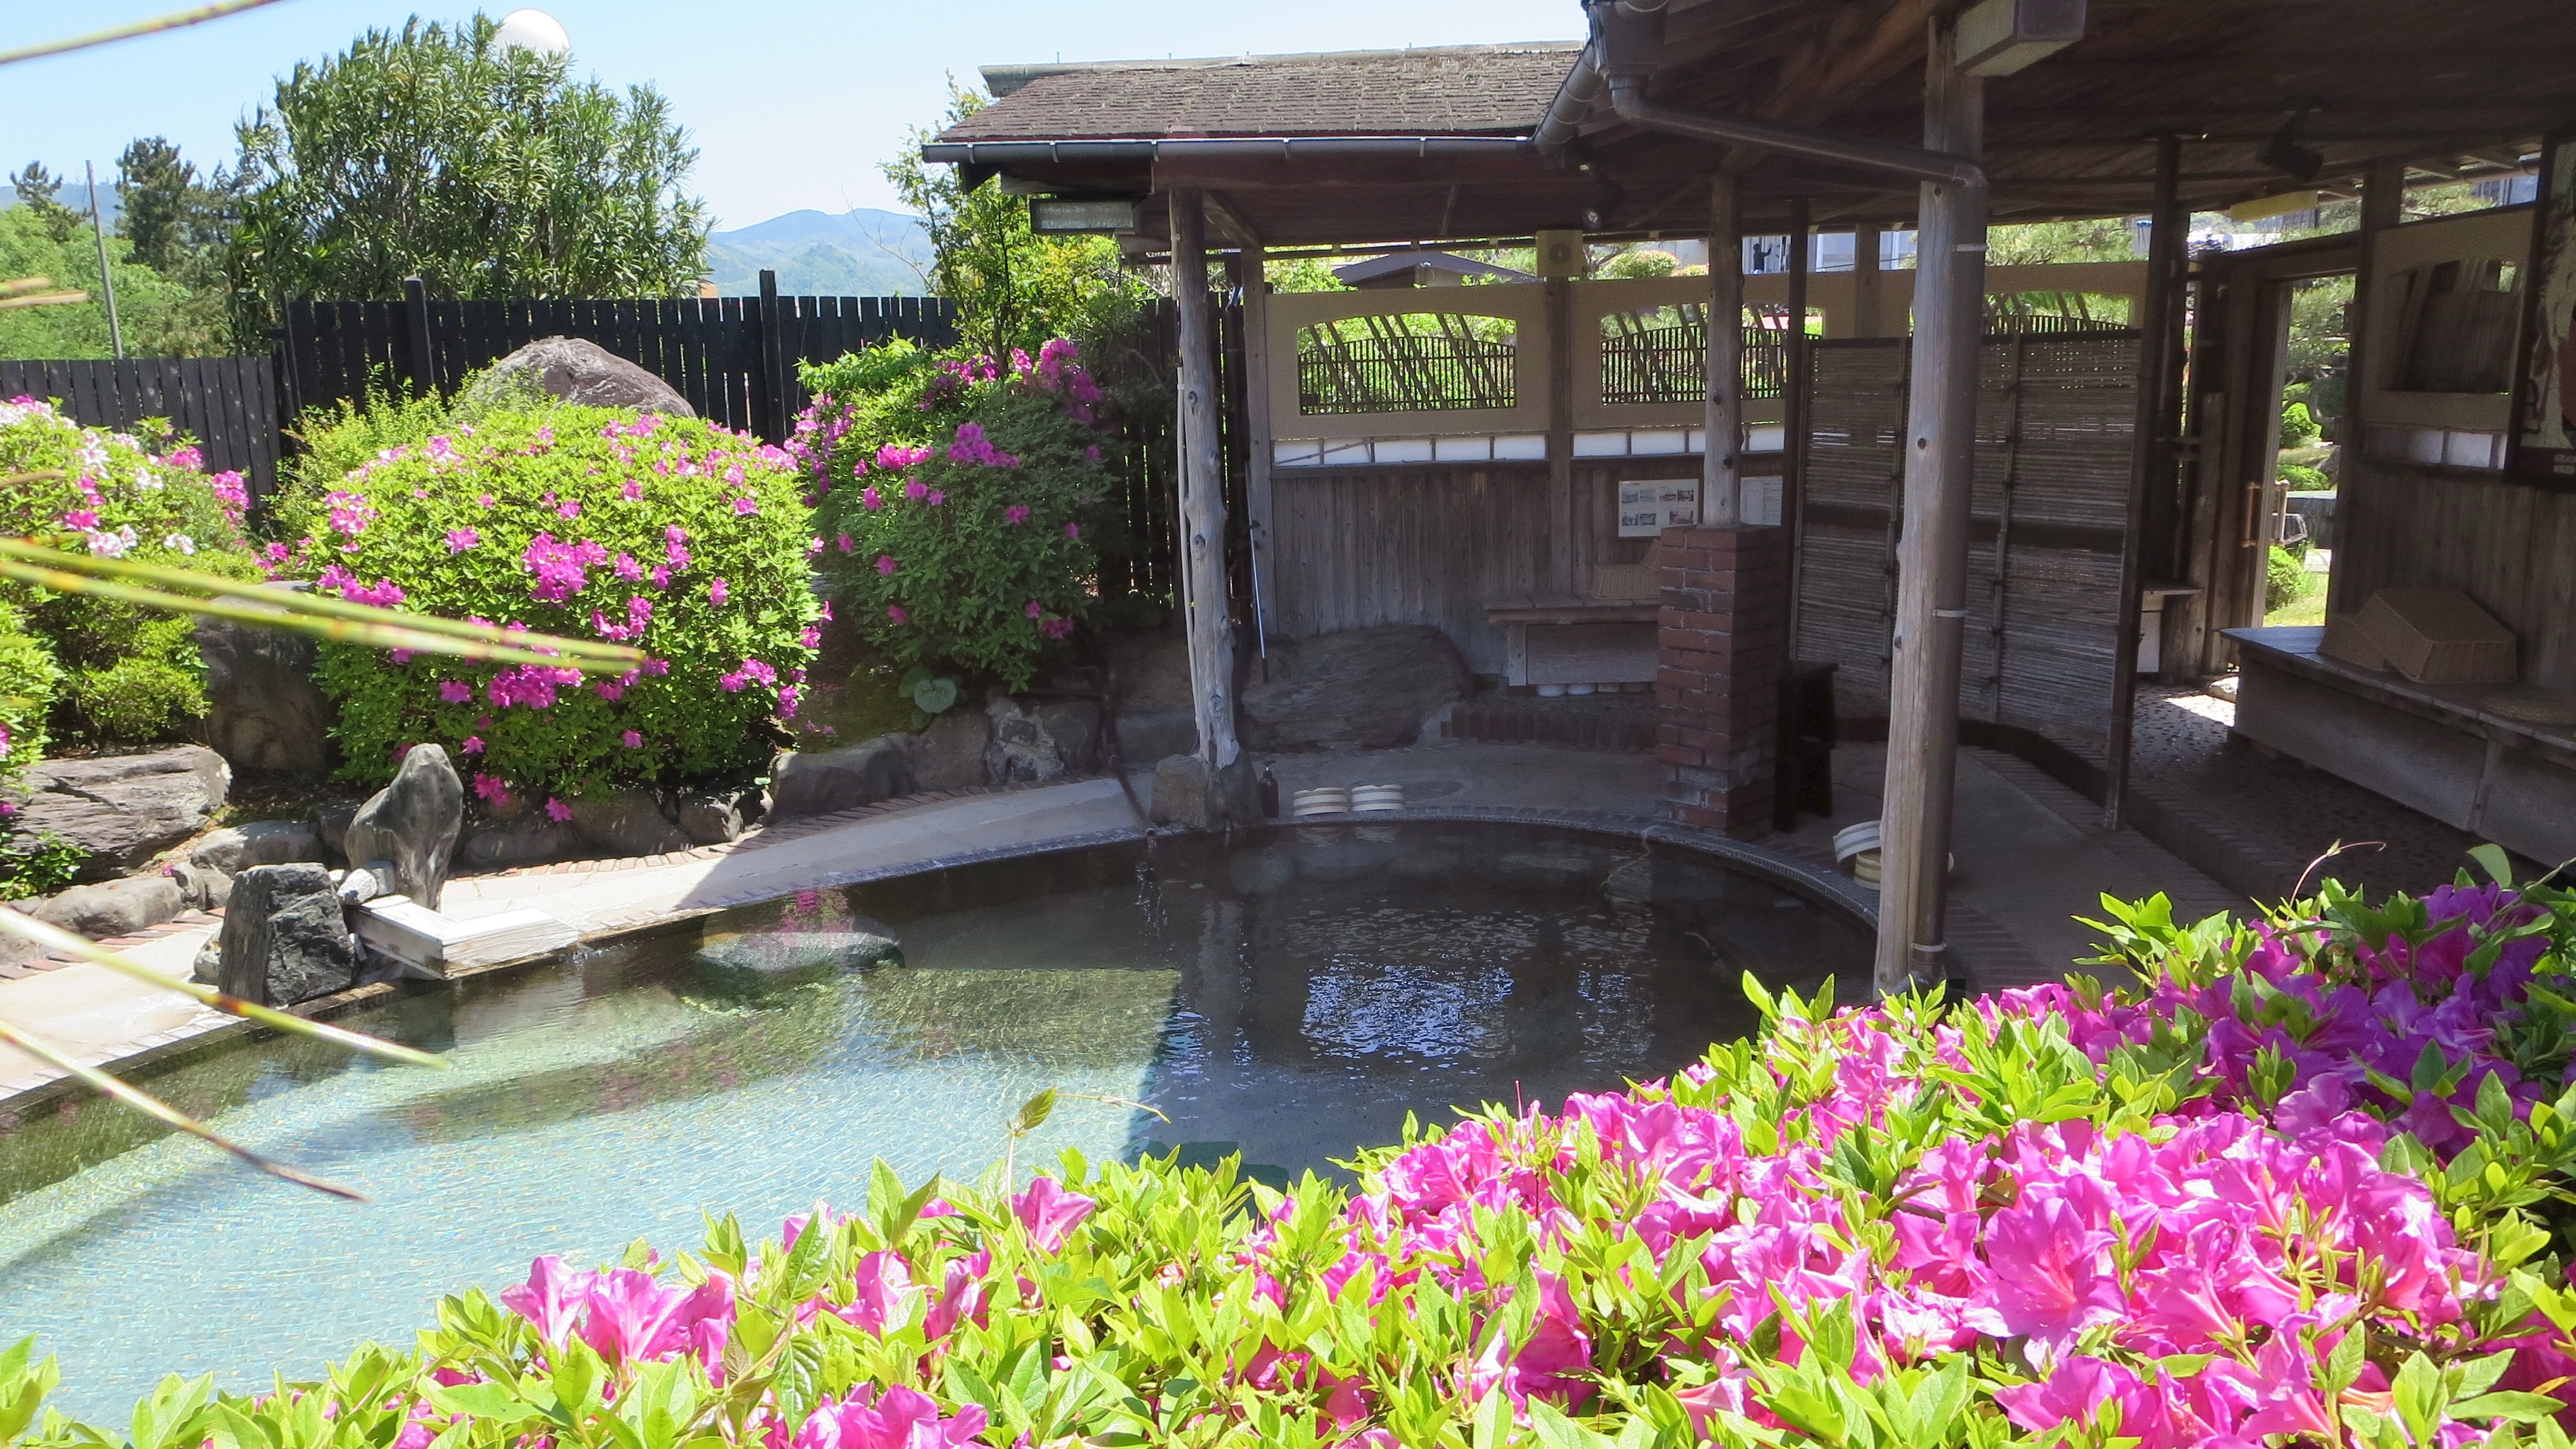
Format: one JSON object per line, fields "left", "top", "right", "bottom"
{"left": 0, "top": 734, "right": 2253, "bottom": 1105}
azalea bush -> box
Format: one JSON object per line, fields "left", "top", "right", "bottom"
{"left": 0, "top": 396, "right": 258, "bottom": 747}
{"left": 795, "top": 339, "right": 1113, "bottom": 691}
{"left": 23, "top": 861, "right": 2576, "bottom": 1446}
{"left": 291, "top": 405, "right": 820, "bottom": 804}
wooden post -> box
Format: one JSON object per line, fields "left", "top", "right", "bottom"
{"left": 1237, "top": 242, "right": 1277, "bottom": 663}
{"left": 1785, "top": 197, "right": 1812, "bottom": 629}
{"left": 1546, "top": 275, "right": 1577, "bottom": 592}
{"left": 403, "top": 276, "right": 439, "bottom": 397}
{"left": 1852, "top": 223, "right": 1883, "bottom": 339}
{"left": 1874, "top": 16, "right": 1987, "bottom": 998}
{"left": 1704, "top": 175, "right": 1745, "bottom": 525}
{"left": 757, "top": 268, "right": 791, "bottom": 444}
{"left": 2329, "top": 160, "right": 2407, "bottom": 619}
{"left": 1171, "top": 190, "right": 1242, "bottom": 773}
{"left": 2102, "top": 136, "right": 2183, "bottom": 830}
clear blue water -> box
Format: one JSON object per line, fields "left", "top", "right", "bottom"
{"left": 0, "top": 824, "right": 1866, "bottom": 1419}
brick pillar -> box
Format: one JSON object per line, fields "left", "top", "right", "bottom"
{"left": 1657, "top": 523, "right": 1790, "bottom": 837}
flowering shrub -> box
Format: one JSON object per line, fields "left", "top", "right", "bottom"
{"left": 0, "top": 600, "right": 56, "bottom": 793}
{"left": 296, "top": 406, "right": 819, "bottom": 799}
{"left": 23, "top": 864, "right": 2576, "bottom": 1446}
{"left": 0, "top": 397, "right": 257, "bottom": 746}
{"left": 795, "top": 339, "right": 1113, "bottom": 691}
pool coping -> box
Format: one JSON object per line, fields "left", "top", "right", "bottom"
{"left": 0, "top": 804, "right": 1867, "bottom": 1118}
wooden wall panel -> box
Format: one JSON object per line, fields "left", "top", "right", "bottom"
{"left": 2335, "top": 459, "right": 2576, "bottom": 693}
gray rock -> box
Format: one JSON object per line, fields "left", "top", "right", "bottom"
{"left": 567, "top": 789, "right": 689, "bottom": 857}
{"left": 195, "top": 612, "right": 331, "bottom": 775}
{"left": 343, "top": 745, "right": 464, "bottom": 911}
{"left": 309, "top": 801, "right": 359, "bottom": 862}
{"left": 1148, "top": 754, "right": 1262, "bottom": 831}
{"left": 215, "top": 863, "right": 357, "bottom": 1006}
{"left": 461, "top": 336, "right": 695, "bottom": 417}
{"left": 459, "top": 816, "right": 582, "bottom": 870}
{"left": 188, "top": 820, "right": 322, "bottom": 876}
{"left": 678, "top": 792, "right": 745, "bottom": 845}
{"left": 26, "top": 873, "right": 185, "bottom": 940}
{"left": 189, "top": 934, "right": 221, "bottom": 985}
{"left": 1035, "top": 700, "right": 1104, "bottom": 774}
{"left": 16, "top": 746, "right": 229, "bottom": 882}
{"left": 768, "top": 737, "right": 916, "bottom": 821}
{"left": 167, "top": 860, "right": 231, "bottom": 912}
{"left": 337, "top": 865, "right": 390, "bottom": 904}
{"left": 1241, "top": 625, "right": 1471, "bottom": 751}
{"left": 910, "top": 708, "right": 993, "bottom": 791}
{"left": 983, "top": 696, "right": 1063, "bottom": 785}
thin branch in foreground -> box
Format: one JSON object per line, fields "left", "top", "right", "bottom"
{"left": 0, "top": 906, "right": 448, "bottom": 1071}
{"left": 0, "top": 1016, "right": 362, "bottom": 1200}
{"left": 0, "top": 0, "right": 296, "bottom": 68}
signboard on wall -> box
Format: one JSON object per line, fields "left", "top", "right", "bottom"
{"left": 1615, "top": 476, "right": 1781, "bottom": 535}
{"left": 1618, "top": 479, "right": 1701, "bottom": 536}
{"left": 2511, "top": 130, "right": 2576, "bottom": 482}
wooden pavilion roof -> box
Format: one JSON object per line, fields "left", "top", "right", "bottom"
{"left": 925, "top": 0, "right": 2576, "bottom": 248}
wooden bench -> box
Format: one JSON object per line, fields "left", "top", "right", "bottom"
{"left": 2225, "top": 625, "right": 2576, "bottom": 863}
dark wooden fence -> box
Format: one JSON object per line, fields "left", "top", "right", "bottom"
{"left": 277, "top": 274, "right": 958, "bottom": 445}
{"left": 0, "top": 356, "right": 281, "bottom": 499}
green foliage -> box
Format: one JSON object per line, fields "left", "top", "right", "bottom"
{"left": 1264, "top": 256, "right": 1350, "bottom": 294}
{"left": 2286, "top": 276, "right": 2353, "bottom": 429}
{"left": 1594, "top": 247, "right": 1681, "bottom": 280}
{"left": 0, "top": 399, "right": 257, "bottom": 747}
{"left": 227, "top": 15, "right": 709, "bottom": 342}
{"left": 885, "top": 83, "right": 1152, "bottom": 361}
{"left": 273, "top": 378, "right": 479, "bottom": 541}
{"left": 295, "top": 405, "right": 819, "bottom": 800}
{"left": 2266, "top": 543, "right": 2307, "bottom": 613}
{"left": 2279, "top": 399, "right": 2323, "bottom": 450}
{"left": 1986, "top": 216, "right": 2137, "bottom": 265}
{"left": 797, "top": 341, "right": 1114, "bottom": 690}
{"left": 0, "top": 827, "right": 83, "bottom": 903}
{"left": 0, "top": 600, "right": 55, "bottom": 793}
{"left": 2279, "top": 461, "right": 2329, "bottom": 490}
{"left": 0, "top": 202, "right": 225, "bottom": 359}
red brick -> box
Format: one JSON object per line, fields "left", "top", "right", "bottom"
{"left": 1655, "top": 743, "right": 1706, "bottom": 768}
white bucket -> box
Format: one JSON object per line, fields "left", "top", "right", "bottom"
{"left": 1349, "top": 784, "right": 1405, "bottom": 813}
{"left": 1290, "top": 787, "right": 1351, "bottom": 818}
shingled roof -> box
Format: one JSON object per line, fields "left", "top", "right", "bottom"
{"left": 942, "top": 43, "right": 1582, "bottom": 142}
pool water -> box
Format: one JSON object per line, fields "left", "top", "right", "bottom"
{"left": 0, "top": 824, "right": 1867, "bottom": 1417}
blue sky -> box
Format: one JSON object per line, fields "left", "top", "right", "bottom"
{"left": 10, "top": 1, "right": 1584, "bottom": 230}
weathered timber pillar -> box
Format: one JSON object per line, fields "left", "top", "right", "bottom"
{"left": 1237, "top": 242, "right": 1277, "bottom": 662}
{"left": 2103, "top": 136, "right": 2184, "bottom": 829}
{"left": 1785, "top": 198, "right": 1813, "bottom": 638}
{"left": 1170, "top": 191, "right": 1242, "bottom": 779}
{"left": 1874, "top": 16, "right": 1987, "bottom": 997}
{"left": 2329, "top": 160, "right": 2407, "bottom": 620}
{"left": 1704, "top": 174, "right": 1745, "bottom": 524}
{"left": 1545, "top": 275, "right": 1577, "bottom": 591}
{"left": 1852, "top": 224, "right": 1883, "bottom": 339}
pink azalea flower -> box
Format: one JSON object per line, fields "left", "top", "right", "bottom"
{"left": 1003, "top": 505, "right": 1030, "bottom": 525}
{"left": 545, "top": 797, "right": 572, "bottom": 824}
{"left": 1025, "top": 598, "right": 1043, "bottom": 618}
{"left": 1011, "top": 1176, "right": 1096, "bottom": 1251}
{"left": 437, "top": 680, "right": 473, "bottom": 704}
{"left": 886, "top": 605, "right": 907, "bottom": 625}
{"left": 461, "top": 735, "right": 484, "bottom": 754}
{"left": 835, "top": 532, "right": 853, "bottom": 554}
{"left": 903, "top": 478, "right": 927, "bottom": 501}
{"left": 925, "top": 489, "right": 944, "bottom": 506}
{"left": 788, "top": 1387, "right": 985, "bottom": 1449}
{"left": 622, "top": 730, "right": 642, "bottom": 749}
{"left": 445, "top": 527, "right": 481, "bottom": 554}
{"left": 875, "top": 554, "right": 897, "bottom": 577}
{"left": 621, "top": 479, "right": 642, "bottom": 501}
{"left": 732, "top": 496, "right": 757, "bottom": 516}
{"left": 709, "top": 577, "right": 729, "bottom": 606}
{"left": 861, "top": 485, "right": 882, "bottom": 511}
{"left": 1063, "top": 521, "right": 1080, "bottom": 540}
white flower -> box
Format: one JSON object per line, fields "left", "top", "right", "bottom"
{"left": 74, "top": 441, "right": 109, "bottom": 471}
{"left": 162, "top": 532, "right": 195, "bottom": 556}
{"left": 85, "top": 529, "right": 128, "bottom": 558}
{"left": 133, "top": 468, "right": 162, "bottom": 492}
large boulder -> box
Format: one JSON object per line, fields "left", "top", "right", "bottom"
{"left": 910, "top": 708, "right": 992, "bottom": 791}
{"left": 215, "top": 863, "right": 358, "bottom": 1006}
{"left": 459, "top": 816, "right": 582, "bottom": 870}
{"left": 983, "top": 696, "right": 1064, "bottom": 786}
{"left": 768, "top": 738, "right": 916, "bottom": 821}
{"left": 195, "top": 613, "right": 331, "bottom": 775}
{"left": 678, "top": 790, "right": 752, "bottom": 845}
{"left": 342, "top": 745, "right": 464, "bottom": 910}
{"left": 1148, "top": 753, "right": 1262, "bottom": 831}
{"left": 13, "top": 746, "right": 229, "bottom": 882}
{"left": 461, "top": 336, "right": 694, "bottom": 417}
{"left": 188, "top": 820, "right": 322, "bottom": 875}
{"left": 567, "top": 789, "right": 691, "bottom": 857}
{"left": 26, "top": 873, "right": 185, "bottom": 940}
{"left": 1240, "top": 625, "right": 1471, "bottom": 751}
{"left": 1035, "top": 700, "right": 1104, "bottom": 775}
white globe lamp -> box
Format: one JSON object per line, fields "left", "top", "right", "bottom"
{"left": 493, "top": 8, "right": 570, "bottom": 59}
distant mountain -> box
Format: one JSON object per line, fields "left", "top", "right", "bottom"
{"left": 704, "top": 208, "right": 932, "bottom": 298}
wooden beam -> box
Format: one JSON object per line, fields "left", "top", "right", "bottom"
{"left": 1764, "top": 0, "right": 1943, "bottom": 128}
{"left": 2104, "top": 135, "right": 2184, "bottom": 831}
{"left": 1876, "top": 14, "right": 1985, "bottom": 997}
{"left": 1169, "top": 190, "right": 1242, "bottom": 777}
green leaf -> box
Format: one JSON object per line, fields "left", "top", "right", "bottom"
{"left": 2470, "top": 842, "right": 2515, "bottom": 887}
{"left": 427, "top": 1383, "right": 547, "bottom": 1426}
{"left": 1012, "top": 1087, "right": 1057, "bottom": 1134}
